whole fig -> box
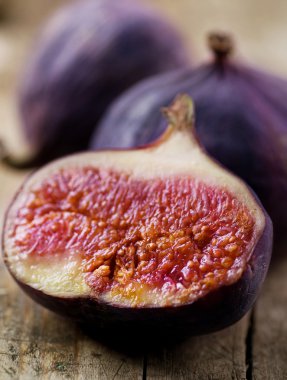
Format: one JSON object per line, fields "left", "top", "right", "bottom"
{"left": 8, "top": 0, "right": 188, "bottom": 167}
{"left": 3, "top": 95, "right": 272, "bottom": 334}
{"left": 92, "top": 33, "right": 287, "bottom": 237}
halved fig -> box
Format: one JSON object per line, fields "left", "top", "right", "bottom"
{"left": 3, "top": 95, "right": 272, "bottom": 334}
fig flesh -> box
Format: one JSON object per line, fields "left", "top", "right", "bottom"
{"left": 6, "top": 0, "right": 188, "bottom": 167}
{"left": 92, "top": 32, "right": 287, "bottom": 236}
{"left": 3, "top": 96, "right": 272, "bottom": 334}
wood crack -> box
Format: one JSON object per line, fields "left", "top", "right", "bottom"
{"left": 246, "top": 310, "right": 255, "bottom": 380}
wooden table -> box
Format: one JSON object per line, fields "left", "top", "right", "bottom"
{"left": 1, "top": 1, "right": 287, "bottom": 378}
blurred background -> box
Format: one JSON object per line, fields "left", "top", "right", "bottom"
{"left": 1, "top": 0, "right": 287, "bottom": 224}
{"left": 0, "top": 0, "right": 286, "bottom": 212}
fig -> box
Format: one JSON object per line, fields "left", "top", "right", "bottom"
{"left": 6, "top": 0, "right": 188, "bottom": 167}
{"left": 92, "top": 32, "right": 287, "bottom": 236}
{"left": 3, "top": 95, "right": 272, "bottom": 334}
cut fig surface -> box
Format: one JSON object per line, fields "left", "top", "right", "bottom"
{"left": 3, "top": 95, "right": 272, "bottom": 332}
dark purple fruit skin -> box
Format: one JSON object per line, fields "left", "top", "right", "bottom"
{"left": 91, "top": 60, "right": 287, "bottom": 237}
{"left": 18, "top": 0, "right": 189, "bottom": 166}
{"left": 3, "top": 197, "right": 272, "bottom": 335}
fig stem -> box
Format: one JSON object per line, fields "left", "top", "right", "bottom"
{"left": 161, "top": 94, "right": 195, "bottom": 133}
{"left": 208, "top": 32, "right": 233, "bottom": 60}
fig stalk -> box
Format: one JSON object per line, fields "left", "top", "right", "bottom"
{"left": 162, "top": 94, "right": 194, "bottom": 129}
{"left": 208, "top": 32, "right": 234, "bottom": 60}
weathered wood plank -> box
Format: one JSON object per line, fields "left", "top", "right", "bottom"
{"left": 145, "top": 316, "right": 250, "bottom": 380}
{"left": 252, "top": 246, "right": 287, "bottom": 380}
{"left": 0, "top": 265, "right": 144, "bottom": 380}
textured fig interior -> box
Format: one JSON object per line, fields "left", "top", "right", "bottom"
{"left": 6, "top": 164, "right": 261, "bottom": 307}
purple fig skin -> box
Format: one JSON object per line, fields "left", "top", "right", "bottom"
{"left": 13, "top": 0, "right": 189, "bottom": 167}
{"left": 2, "top": 172, "right": 272, "bottom": 335}
{"left": 91, "top": 33, "right": 287, "bottom": 237}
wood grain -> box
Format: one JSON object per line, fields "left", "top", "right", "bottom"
{"left": 0, "top": 265, "right": 144, "bottom": 380}
{"left": 145, "top": 317, "right": 250, "bottom": 380}
{"left": 252, "top": 246, "right": 287, "bottom": 380}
